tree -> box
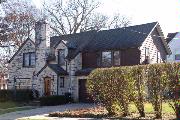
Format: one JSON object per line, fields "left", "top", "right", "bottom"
{"left": 0, "top": 0, "right": 39, "bottom": 69}
{"left": 1, "top": 0, "right": 39, "bottom": 46}
{"left": 45, "top": 0, "right": 131, "bottom": 35}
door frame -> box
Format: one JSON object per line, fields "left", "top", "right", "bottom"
{"left": 44, "top": 76, "right": 51, "bottom": 96}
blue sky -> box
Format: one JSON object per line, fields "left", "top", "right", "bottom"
{"left": 32, "top": 0, "right": 180, "bottom": 36}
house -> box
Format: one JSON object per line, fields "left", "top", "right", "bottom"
{"left": 8, "top": 20, "right": 170, "bottom": 102}
{"left": 166, "top": 32, "right": 180, "bottom": 62}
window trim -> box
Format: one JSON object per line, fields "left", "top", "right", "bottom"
{"left": 23, "top": 52, "right": 35, "bottom": 67}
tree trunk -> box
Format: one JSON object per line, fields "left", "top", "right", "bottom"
{"left": 175, "top": 103, "right": 180, "bottom": 119}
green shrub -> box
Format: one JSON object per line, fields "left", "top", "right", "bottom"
{"left": 87, "top": 62, "right": 180, "bottom": 119}
{"left": 0, "top": 89, "right": 39, "bottom": 102}
{"left": 39, "top": 95, "right": 73, "bottom": 106}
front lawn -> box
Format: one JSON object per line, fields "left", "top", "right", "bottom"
{"left": 49, "top": 102, "right": 175, "bottom": 119}
{"left": 0, "top": 101, "right": 37, "bottom": 115}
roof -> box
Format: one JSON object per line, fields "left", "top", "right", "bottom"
{"left": 8, "top": 38, "right": 35, "bottom": 63}
{"left": 75, "top": 68, "right": 95, "bottom": 76}
{"left": 166, "top": 32, "right": 178, "bottom": 43}
{"left": 36, "top": 64, "right": 68, "bottom": 76}
{"left": 48, "top": 64, "right": 68, "bottom": 75}
{"left": 50, "top": 22, "right": 159, "bottom": 59}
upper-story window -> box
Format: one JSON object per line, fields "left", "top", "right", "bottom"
{"left": 58, "top": 49, "right": 65, "bottom": 66}
{"left": 23, "top": 52, "right": 35, "bottom": 67}
{"left": 114, "top": 51, "right": 121, "bottom": 66}
{"left": 145, "top": 47, "right": 150, "bottom": 58}
{"left": 101, "top": 51, "right": 121, "bottom": 67}
{"left": 102, "top": 51, "right": 112, "bottom": 67}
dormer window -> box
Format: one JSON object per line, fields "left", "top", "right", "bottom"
{"left": 23, "top": 52, "right": 35, "bottom": 67}
{"left": 58, "top": 49, "right": 65, "bottom": 66}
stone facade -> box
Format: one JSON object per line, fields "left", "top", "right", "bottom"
{"left": 8, "top": 40, "right": 35, "bottom": 89}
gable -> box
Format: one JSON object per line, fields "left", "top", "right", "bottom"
{"left": 8, "top": 38, "right": 35, "bottom": 63}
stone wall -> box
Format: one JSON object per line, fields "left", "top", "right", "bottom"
{"left": 8, "top": 40, "right": 35, "bottom": 89}
{"left": 69, "top": 53, "right": 82, "bottom": 101}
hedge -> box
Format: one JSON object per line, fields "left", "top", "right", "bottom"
{"left": 87, "top": 62, "right": 180, "bottom": 119}
{"left": 39, "top": 93, "right": 73, "bottom": 106}
{"left": 0, "top": 89, "right": 39, "bottom": 102}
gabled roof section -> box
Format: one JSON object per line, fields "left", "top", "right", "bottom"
{"left": 36, "top": 63, "right": 68, "bottom": 76}
{"left": 8, "top": 38, "right": 35, "bottom": 63}
{"left": 166, "top": 32, "right": 178, "bottom": 43}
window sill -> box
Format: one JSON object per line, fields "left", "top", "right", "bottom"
{"left": 23, "top": 66, "right": 35, "bottom": 68}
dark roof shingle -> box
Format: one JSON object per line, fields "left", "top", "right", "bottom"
{"left": 166, "top": 32, "right": 178, "bottom": 43}
{"left": 50, "top": 22, "right": 158, "bottom": 59}
{"left": 48, "top": 64, "right": 68, "bottom": 75}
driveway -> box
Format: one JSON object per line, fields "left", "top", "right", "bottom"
{"left": 0, "top": 103, "right": 95, "bottom": 120}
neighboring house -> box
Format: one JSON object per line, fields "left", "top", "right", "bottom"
{"left": 166, "top": 32, "right": 180, "bottom": 62}
{"left": 0, "top": 73, "right": 8, "bottom": 90}
{"left": 8, "top": 20, "right": 170, "bottom": 102}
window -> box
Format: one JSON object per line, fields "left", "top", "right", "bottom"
{"left": 102, "top": 51, "right": 112, "bottom": 67}
{"left": 58, "top": 49, "right": 65, "bottom": 66}
{"left": 97, "top": 52, "right": 101, "bottom": 67}
{"left": 23, "top": 52, "right": 35, "bottom": 67}
{"left": 59, "top": 77, "right": 64, "bottom": 88}
{"left": 145, "top": 47, "right": 150, "bottom": 57}
{"left": 114, "top": 51, "right": 120, "bottom": 66}
{"left": 175, "top": 54, "right": 180, "bottom": 60}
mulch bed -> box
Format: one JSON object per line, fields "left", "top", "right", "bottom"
{"left": 49, "top": 106, "right": 176, "bottom": 120}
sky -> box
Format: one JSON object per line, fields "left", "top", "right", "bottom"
{"left": 33, "top": 0, "right": 180, "bottom": 36}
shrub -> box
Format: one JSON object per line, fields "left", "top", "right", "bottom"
{"left": 87, "top": 62, "right": 180, "bottom": 119}
{"left": 128, "top": 65, "right": 146, "bottom": 117}
{"left": 0, "top": 90, "right": 13, "bottom": 102}
{"left": 0, "top": 89, "right": 39, "bottom": 102}
{"left": 39, "top": 95, "right": 73, "bottom": 106}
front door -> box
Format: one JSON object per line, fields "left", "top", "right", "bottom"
{"left": 44, "top": 77, "right": 51, "bottom": 96}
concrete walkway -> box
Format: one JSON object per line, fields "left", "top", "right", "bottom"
{"left": 0, "top": 103, "right": 95, "bottom": 120}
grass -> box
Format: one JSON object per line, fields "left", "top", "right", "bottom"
{"left": 0, "top": 101, "right": 37, "bottom": 115}
{"left": 0, "top": 101, "right": 20, "bottom": 109}
{"left": 49, "top": 102, "right": 175, "bottom": 119}
{"left": 129, "top": 102, "right": 174, "bottom": 113}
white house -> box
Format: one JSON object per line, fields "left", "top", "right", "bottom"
{"left": 166, "top": 32, "right": 180, "bottom": 62}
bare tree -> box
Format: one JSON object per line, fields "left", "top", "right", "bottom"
{"left": 45, "top": 0, "right": 131, "bottom": 35}
{"left": 0, "top": 0, "right": 39, "bottom": 68}
{"left": 1, "top": 0, "right": 39, "bottom": 46}
{"left": 107, "top": 13, "right": 131, "bottom": 29}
